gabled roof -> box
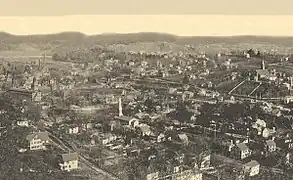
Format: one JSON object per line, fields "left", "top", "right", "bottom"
{"left": 26, "top": 131, "right": 49, "bottom": 142}
{"left": 114, "top": 115, "right": 137, "bottom": 122}
{"left": 139, "top": 124, "right": 153, "bottom": 134}
{"left": 244, "top": 160, "right": 259, "bottom": 168}
{"left": 266, "top": 139, "right": 276, "bottom": 147}
{"left": 62, "top": 152, "right": 78, "bottom": 162}
{"left": 236, "top": 143, "right": 249, "bottom": 151}
{"left": 178, "top": 133, "right": 189, "bottom": 142}
{"left": 256, "top": 69, "right": 270, "bottom": 76}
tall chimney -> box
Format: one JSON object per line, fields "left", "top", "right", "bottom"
{"left": 262, "top": 60, "right": 265, "bottom": 70}
{"left": 31, "top": 77, "right": 36, "bottom": 90}
{"left": 38, "top": 58, "right": 41, "bottom": 70}
{"left": 118, "top": 97, "right": 123, "bottom": 116}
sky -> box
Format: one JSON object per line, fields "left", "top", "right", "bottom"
{"left": 0, "top": 0, "right": 292, "bottom": 15}
{"left": 0, "top": 15, "right": 293, "bottom": 36}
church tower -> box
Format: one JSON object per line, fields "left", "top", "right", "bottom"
{"left": 261, "top": 59, "right": 265, "bottom": 70}
{"left": 118, "top": 97, "right": 123, "bottom": 117}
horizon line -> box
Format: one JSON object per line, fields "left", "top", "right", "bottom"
{"left": 2, "top": 31, "right": 293, "bottom": 38}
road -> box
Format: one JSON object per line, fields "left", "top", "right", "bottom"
{"left": 47, "top": 130, "right": 119, "bottom": 180}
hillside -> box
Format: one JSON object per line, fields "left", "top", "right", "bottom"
{"left": 2, "top": 31, "right": 293, "bottom": 45}
{"left": 1, "top": 31, "right": 293, "bottom": 55}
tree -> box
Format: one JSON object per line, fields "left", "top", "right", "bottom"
{"left": 247, "top": 49, "right": 255, "bottom": 57}
{"left": 183, "top": 74, "right": 190, "bottom": 84}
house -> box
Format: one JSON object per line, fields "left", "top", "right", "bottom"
{"left": 252, "top": 119, "right": 267, "bottom": 129}
{"left": 67, "top": 126, "right": 79, "bottom": 134}
{"left": 7, "top": 88, "right": 33, "bottom": 102}
{"left": 146, "top": 162, "right": 160, "bottom": 180}
{"left": 265, "top": 139, "right": 277, "bottom": 153}
{"left": 109, "top": 121, "right": 120, "bottom": 131}
{"left": 59, "top": 152, "right": 78, "bottom": 172}
{"left": 17, "top": 120, "right": 29, "bottom": 127}
{"left": 157, "top": 133, "right": 166, "bottom": 143}
{"left": 146, "top": 171, "right": 159, "bottom": 180}
{"left": 199, "top": 153, "right": 211, "bottom": 170}
{"left": 100, "top": 133, "right": 117, "bottom": 145}
{"left": 139, "top": 124, "right": 154, "bottom": 136}
{"left": 114, "top": 116, "right": 139, "bottom": 128}
{"left": 262, "top": 127, "right": 276, "bottom": 138}
{"left": 172, "top": 169, "right": 202, "bottom": 180}
{"left": 32, "top": 90, "right": 42, "bottom": 102}
{"left": 7, "top": 88, "right": 42, "bottom": 102}
{"left": 81, "top": 123, "right": 93, "bottom": 131}
{"left": 178, "top": 133, "right": 189, "bottom": 145}
{"left": 26, "top": 131, "right": 50, "bottom": 151}
{"left": 252, "top": 119, "right": 267, "bottom": 135}
{"left": 255, "top": 69, "right": 277, "bottom": 81}
{"left": 276, "top": 133, "right": 293, "bottom": 150}
{"left": 114, "top": 97, "right": 140, "bottom": 128}
{"left": 243, "top": 160, "right": 260, "bottom": 177}
{"left": 232, "top": 143, "right": 251, "bottom": 160}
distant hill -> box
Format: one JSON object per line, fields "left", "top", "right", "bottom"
{"left": 1, "top": 31, "right": 293, "bottom": 54}
{"left": 1, "top": 31, "right": 293, "bottom": 45}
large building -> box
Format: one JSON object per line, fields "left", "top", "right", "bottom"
{"left": 26, "top": 131, "right": 50, "bottom": 151}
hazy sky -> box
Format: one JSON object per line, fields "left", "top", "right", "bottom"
{"left": 0, "top": 0, "right": 292, "bottom": 15}
{"left": 0, "top": 15, "right": 293, "bottom": 36}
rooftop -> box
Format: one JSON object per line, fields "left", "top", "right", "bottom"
{"left": 26, "top": 131, "right": 49, "bottom": 142}
{"left": 114, "top": 115, "right": 137, "bottom": 122}
{"left": 236, "top": 143, "right": 249, "bottom": 151}
{"left": 62, "top": 152, "right": 78, "bottom": 162}
{"left": 266, "top": 139, "right": 276, "bottom": 146}
{"left": 244, "top": 160, "right": 259, "bottom": 168}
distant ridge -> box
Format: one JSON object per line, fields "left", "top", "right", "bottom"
{"left": 1, "top": 31, "right": 293, "bottom": 45}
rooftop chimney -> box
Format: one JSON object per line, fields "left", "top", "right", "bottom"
{"left": 118, "top": 97, "right": 123, "bottom": 117}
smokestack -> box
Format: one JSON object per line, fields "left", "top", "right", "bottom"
{"left": 31, "top": 77, "right": 36, "bottom": 90}
{"left": 38, "top": 58, "right": 40, "bottom": 70}
{"left": 118, "top": 97, "right": 123, "bottom": 116}
{"left": 262, "top": 60, "right": 265, "bottom": 70}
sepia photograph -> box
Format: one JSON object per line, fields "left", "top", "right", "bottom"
{"left": 1, "top": 1, "right": 293, "bottom": 180}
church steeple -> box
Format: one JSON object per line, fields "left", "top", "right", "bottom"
{"left": 261, "top": 59, "right": 265, "bottom": 70}
{"left": 118, "top": 97, "right": 123, "bottom": 117}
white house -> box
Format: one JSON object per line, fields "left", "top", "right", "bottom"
{"left": 26, "top": 131, "right": 50, "bottom": 151}
{"left": 17, "top": 120, "right": 29, "bottom": 127}
{"left": 100, "top": 133, "right": 117, "bottom": 145}
{"left": 262, "top": 127, "right": 276, "bottom": 138}
{"left": 68, "top": 126, "right": 79, "bottom": 134}
{"left": 233, "top": 143, "right": 251, "bottom": 160}
{"left": 157, "top": 133, "right": 166, "bottom": 143}
{"left": 59, "top": 152, "right": 78, "bottom": 172}
{"left": 266, "top": 140, "right": 277, "bottom": 152}
{"left": 243, "top": 160, "right": 260, "bottom": 176}
{"left": 139, "top": 124, "right": 154, "bottom": 136}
